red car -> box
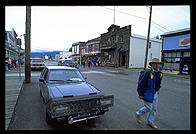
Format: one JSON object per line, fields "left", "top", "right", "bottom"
{"left": 31, "top": 58, "right": 45, "bottom": 70}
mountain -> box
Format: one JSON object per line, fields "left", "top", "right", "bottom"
{"left": 31, "top": 50, "right": 61, "bottom": 59}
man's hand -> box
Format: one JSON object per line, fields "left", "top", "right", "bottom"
{"left": 138, "top": 96, "right": 143, "bottom": 99}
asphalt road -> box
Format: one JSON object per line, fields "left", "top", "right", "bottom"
{"left": 8, "top": 61, "right": 190, "bottom": 130}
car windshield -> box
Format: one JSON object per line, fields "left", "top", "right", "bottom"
{"left": 48, "top": 69, "right": 85, "bottom": 82}
{"left": 63, "top": 60, "right": 75, "bottom": 64}
{"left": 31, "top": 59, "right": 44, "bottom": 63}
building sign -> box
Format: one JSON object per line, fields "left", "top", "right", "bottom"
{"left": 179, "top": 37, "right": 190, "bottom": 47}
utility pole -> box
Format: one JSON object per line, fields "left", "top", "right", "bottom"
{"left": 25, "top": 6, "right": 31, "bottom": 83}
{"left": 114, "top": 6, "right": 115, "bottom": 24}
{"left": 144, "top": 5, "right": 152, "bottom": 69}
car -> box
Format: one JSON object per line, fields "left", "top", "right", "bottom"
{"left": 61, "top": 59, "right": 78, "bottom": 68}
{"left": 39, "top": 66, "right": 114, "bottom": 125}
{"left": 31, "top": 58, "right": 45, "bottom": 70}
{"left": 57, "top": 59, "right": 65, "bottom": 66}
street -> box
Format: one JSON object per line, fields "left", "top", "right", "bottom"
{"left": 8, "top": 61, "right": 190, "bottom": 130}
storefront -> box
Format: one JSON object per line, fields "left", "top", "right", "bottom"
{"left": 161, "top": 28, "right": 190, "bottom": 74}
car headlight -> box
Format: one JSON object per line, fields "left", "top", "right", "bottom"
{"left": 100, "top": 99, "right": 112, "bottom": 106}
{"left": 49, "top": 103, "right": 56, "bottom": 111}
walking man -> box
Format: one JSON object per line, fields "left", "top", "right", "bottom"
{"left": 135, "top": 58, "right": 163, "bottom": 129}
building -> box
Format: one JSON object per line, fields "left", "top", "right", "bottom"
{"left": 100, "top": 24, "right": 162, "bottom": 68}
{"left": 161, "top": 28, "right": 190, "bottom": 74}
{"left": 59, "top": 51, "right": 72, "bottom": 60}
{"left": 100, "top": 24, "right": 131, "bottom": 67}
{"left": 129, "top": 34, "right": 162, "bottom": 68}
{"left": 5, "top": 28, "right": 24, "bottom": 59}
{"left": 72, "top": 42, "right": 85, "bottom": 64}
{"left": 80, "top": 37, "right": 101, "bottom": 63}
{"left": 55, "top": 54, "right": 60, "bottom": 61}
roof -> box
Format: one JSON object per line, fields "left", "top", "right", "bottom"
{"left": 46, "top": 66, "right": 76, "bottom": 70}
{"left": 161, "top": 28, "right": 190, "bottom": 37}
{"left": 131, "top": 33, "right": 162, "bottom": 43}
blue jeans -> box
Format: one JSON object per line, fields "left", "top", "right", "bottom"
{"left": 136, "top": 91, "right": 159, "bottom": 124}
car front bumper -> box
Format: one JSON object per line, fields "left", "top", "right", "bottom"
{"left": 48, "top": 108, "right": 109, "bottom": 124}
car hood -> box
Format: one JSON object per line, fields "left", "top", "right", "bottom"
{"left": 47, "top": 82, "right": 101, "bottom": 98}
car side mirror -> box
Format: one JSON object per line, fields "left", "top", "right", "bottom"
{"left": 39, "top": 78, "right": 44, "bottom": 82}
{"left": 84, "top": 77, "right": 87, "bottom": 80}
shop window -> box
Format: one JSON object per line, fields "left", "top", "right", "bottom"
{"left": 171, "top": 52, "right": 176, "bottom": 57}
{"left": 168, "top": 53, "right": 172, "bottom": 57}
{"left": 176, "top": 52, "right": 181, "bottom": 57}
{"left": 183, "top": 52, "right": 190, "bottom": 57}
{"left": 164, "top": 53, "right": 168, "bottom": 57}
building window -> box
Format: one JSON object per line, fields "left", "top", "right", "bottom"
{"left": 164, "top": 53, "right": 168, "bottom": 57}
{"left": 120, "top": 36, "right": 124, "bottom": 43}
{"left": 168, "top": 52, "right": 172, "bottom": 57}
{"left": 183, "top": 52, "right": 190, "bottom": 57}
{"left": 176, "top": 52, "right": 181, "bottom": 57}
{"left": 171, "top": 52, "right": 176, "bottom": 57}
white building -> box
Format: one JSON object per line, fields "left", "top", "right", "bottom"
{"left": 129, "top": 34, "right": 162, "bottom": 68}
{"left": 5, "top": 28, "right": 23, "bottom": 59}
{"left": 60, "top": 51, "right": 72, "bottom": 60}
{"left": 72, "top": 42, "right": 85, "bottom": 64}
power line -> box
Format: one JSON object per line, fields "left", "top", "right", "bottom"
{"left": 101, "top": 6, "right": 171, "bottom": 32}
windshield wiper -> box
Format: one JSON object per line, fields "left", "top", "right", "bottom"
{"left": 66, "top": 79, "right": 85, "bottom": 82}
{"left": 49, "top": 80, "right": 65, "bottom": 82}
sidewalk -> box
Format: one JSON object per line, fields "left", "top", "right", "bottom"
{"left": 5, "top": 65, "right": 25, "bottom": 130}
{"left": 79, "top": 65, "right": 190, "bottom": 79}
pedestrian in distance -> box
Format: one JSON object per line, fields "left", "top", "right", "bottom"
{"left": 82, "top": 60, "right": 86, "bottom": 68}
{"left": 8, "top": 57, "right": 11, "bottom": 70}
{"left": 11, "top": 58, "right": 14, "bottom": 68}
{"left": 135, "top": 58, "right": 163, "bottom": 130}
{"left": 14, "top": 58, "right": 17, "bottom": 68}
{"left": 88, "top": 59, "right": 91, "bottom": 68}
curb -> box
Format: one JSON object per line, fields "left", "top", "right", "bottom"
{"left": 7, "top": 80, "right": 25, "bottom": 130}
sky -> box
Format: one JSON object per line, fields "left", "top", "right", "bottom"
{"left": 5, "top": 6, "right": 190, "bottom": 52}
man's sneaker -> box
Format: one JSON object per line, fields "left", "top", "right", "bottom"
{"left": 148, "top": 122, "right": 158, "bottom": 130}
{"left": 135, "top": 113, "right": 142, "bottom": 124}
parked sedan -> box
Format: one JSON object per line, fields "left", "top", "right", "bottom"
{"left": 57, "top": 59, "right": 65, "bottom": 66}
{"left": 39, "top": 66, "right": 114, "bottom": 125}
{"left": 31, "top": 58, "right": 45, "bottom": 70}
{"left": 61, "top": 60, "right": 78, "bottom": 68}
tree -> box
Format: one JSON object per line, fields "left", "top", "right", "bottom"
{"left": 155, "top": 35, "right": 160, "bottom": 39}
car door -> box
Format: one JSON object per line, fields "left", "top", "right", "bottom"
{"left": 41, "top": 69, "right": 49, "bottom": 103}
{"left": 39, "top": 68, "right": 46, "bottom": 96}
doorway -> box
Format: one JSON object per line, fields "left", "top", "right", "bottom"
{"left": 120, "top": 52, "right": 125, "bottom": 67}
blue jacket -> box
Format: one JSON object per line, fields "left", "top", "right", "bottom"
{"left": 137, "top": 69, "right": 156, "bottom": 103}
{"left": 137, "top": 67, "right": 163, "bottom": 103}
